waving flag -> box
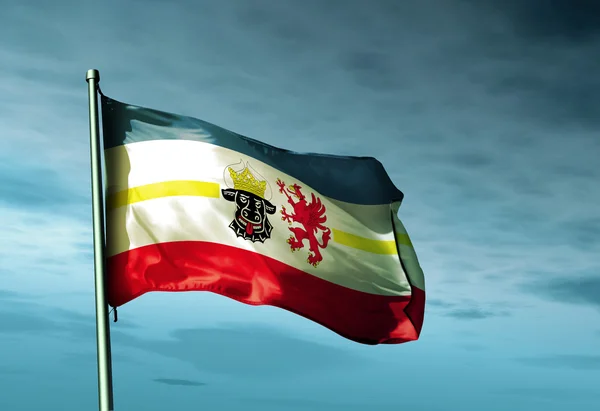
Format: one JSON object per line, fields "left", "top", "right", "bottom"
{"left": 100, "top": 94, "right": 425, "bottom": 345}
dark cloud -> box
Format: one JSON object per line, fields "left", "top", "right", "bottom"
{"left": 0, "top": 291, "right": 77, "bottom": 333}
{"left": 504, "top": 174, "right": 553, "bottom": 200}
{"left": 490, "top": 0, "right": 600, "bottom": 42}
{"left": 426, "top": 299, "right": 455, "bottom": 308}
{"left": 431, "top": 173, "right": 507, "bottom": 209}
{"left": 153, "top": 378, "right": 206, "bottom": 387}
{"left": 0, "top": 311, "right": 61, "bottom": 334}
{"left": 0, "top": 294, "right": 361, "bottom": 380}
{"left": 436, "top": 1, "right": 600, "bottom": 129}
{"left": 523, "top": 276, "right": 600, "bottom": 308}
{"left": 0, "top": 292, "right": 134, "bottom": 341}
{"left": 0, "top": 157, "right": 87, "bottom": 214}
{"left": 479, "top": 62, "right": 600, "bottom": 128}
{"left": 559, "top": 218, "right": 600, "bottom": 249}
{"left": 234, "top": 1, "right": 317, "bottom": 51}
{"left": 123, "top": 324, "right": 366, "bottom": 378}
{"left": 516, "top": 355, "right": 600, "bottom": 370}
{"left": 492, "top": 205, "right": 549, "bottom": 230}
{"left": 448, "top": 152, "right": 494, "bottom": 169}
{"left": 551, "top": 164, "right": 598, "bottom": 179}
{"left": 340, "top": 50, "right": 400, "bottom": 91}
{"left": 444, "top": 307, "right": 510, "bottom": 320}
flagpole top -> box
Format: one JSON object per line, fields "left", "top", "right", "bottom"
{"left": 86, "top": 69, "right": 100, "bottom": 83}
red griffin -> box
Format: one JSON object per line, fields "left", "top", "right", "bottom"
{"left": 276, "top": 178, "right": 331, "bottom": 267}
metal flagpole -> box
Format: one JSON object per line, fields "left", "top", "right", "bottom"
{"left": 86, "top": 69, "right": 115, "bottom": 411}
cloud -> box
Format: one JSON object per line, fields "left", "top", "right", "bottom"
{"left": 426, "top": 297, "right": 514, "bottom": 320}
{"left": 0, "top": 206, "right": 92, "bottom": 296}
{"left": 1, "top": 293, "right": 364, "bottom": 382}
{"left": 121, "top": 324, "right": 367, "bottom": 378}
{"left": 485, "top": 0, "right": 600, "bottom": 42}
{"left": 339, "top": 50, "right": 400, "bottom": 91}
{"left": 0, "top": 310, "right": 61, "bottom": 334}
{"left": 426, "top": 299, "right": 455, "bottom": 308}
{"left": 408, "top": 1, "right": 600, "bottom": 130}
{"left": 523, "top": 276, "right": 600, "bottom": 309}
{"left": 233, "top": 0, "right": 318, "bottom": 51}
{"left": 0, "top": 290, "right": 87, "bottom": 334}
{"left": 0, "top": 155, "right": 88, "bottom": 215}
{"left": 152, "top": 378, "right": 206, "bottom": 387}
{"left": 444, "top": 307, "right": 510, "bottom": 320}
{"left": 559, "top": 218, "right": 600, "bottom": 250}
{"left": 447, "top": 152, "right": 494, "bottom": 169}
{"left": 0, "top": 289, "right": 132, "bottom": 342}
{"left": 516, "top": 355, "right": 600, "bottom": 371}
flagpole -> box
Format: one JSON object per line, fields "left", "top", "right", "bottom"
{"left": 86, "top": 69, "right": 115, "bottom": 411}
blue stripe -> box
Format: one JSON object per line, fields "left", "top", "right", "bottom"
{"left": 100, "top": 94, "right": 403, "bottom": 205}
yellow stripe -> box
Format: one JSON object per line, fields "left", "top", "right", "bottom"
{"left": 332, "top": 228, "right": 400, "bottom": 255}
{"left": 106, "top": 180, "right": 409, "bottom": 254}
{"left": 106, "top": 181, "right": 220, "bottom": 210}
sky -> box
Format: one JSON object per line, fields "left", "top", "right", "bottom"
{"left": 0, "top": 0, "right": 599, "bottom": 410}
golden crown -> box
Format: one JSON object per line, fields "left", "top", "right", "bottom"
{"left": 228, "top": 166, "right": 267, "bottom": 198}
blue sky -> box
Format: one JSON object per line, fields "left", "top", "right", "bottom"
{"left": 1, "top": 0, "right": 599, "bottom": 410}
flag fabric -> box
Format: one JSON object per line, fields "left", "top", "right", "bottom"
{"left": 100, "top": 93, "right": 425, "bottom": 345}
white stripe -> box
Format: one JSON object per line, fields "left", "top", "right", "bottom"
{"left": 104, "top": 139, "right": 400, "bottom": 247}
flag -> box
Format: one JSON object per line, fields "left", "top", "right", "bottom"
{"left": 100, "top": 94, "right": 425, "bottom": 345}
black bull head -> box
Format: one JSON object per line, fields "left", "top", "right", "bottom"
{"left": 222, "top": 188, "right": 276, "bottom": 242}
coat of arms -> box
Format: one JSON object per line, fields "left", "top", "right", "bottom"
{"left": 222, "top": 161, "right": 276, "bottom": 243}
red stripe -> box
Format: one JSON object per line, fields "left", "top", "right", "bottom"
{"left": 107, "top": 241, "right": 425, "bottom": 345}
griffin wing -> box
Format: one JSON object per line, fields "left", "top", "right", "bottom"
{"left": 306, "top": 193, "right": 328, "bottom": 227}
